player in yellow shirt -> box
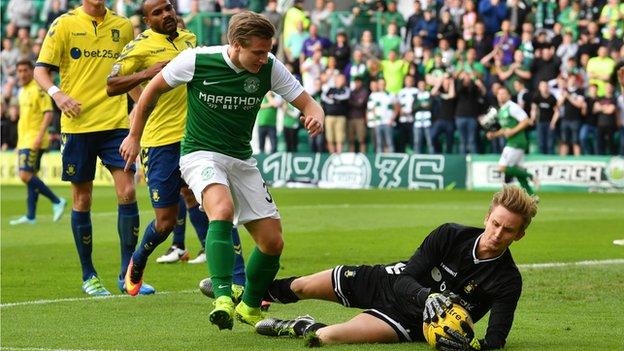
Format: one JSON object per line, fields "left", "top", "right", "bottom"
{"left": 107, "top": 0, "right": 248, "bottom": 295}
{"left": 33, "top": 0, "right": 154, "bottom": 296}
{"left": 9, "top": 60, "right": 67, "bottom": 226}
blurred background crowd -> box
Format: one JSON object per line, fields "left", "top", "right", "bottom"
{"left": 1, "top": 0, "right": 623, "bottom": 156}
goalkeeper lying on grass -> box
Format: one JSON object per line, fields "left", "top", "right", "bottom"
{"left": 203, "top": 185, "right": 537, "bottom": 349}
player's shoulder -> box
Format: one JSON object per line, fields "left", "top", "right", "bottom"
{"left": 435, "top": 223, "right": 482, "bottom": 241}
{"left": 193, "top": 45, "right": 226, "bottom": 56}
{"left": 47, "top": 9, "right": 79, "bottom": 32}
{"left": 107, "top": 9, "right": 132, "bottom": 26}
{"left": 178, "top": 28, "right": 196, "bottom": 40}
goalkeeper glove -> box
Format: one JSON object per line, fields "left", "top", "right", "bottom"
{"left": 423, "top": 293, "right": 453, "bottom": 323}
{"left": 437, "top": 320, "right": 482, "bottom": 351}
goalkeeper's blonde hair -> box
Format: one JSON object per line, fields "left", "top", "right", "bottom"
{"left": 488, "top": 185, "right": 538, "bottom": 232}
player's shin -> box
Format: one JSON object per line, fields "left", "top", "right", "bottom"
{"left": 132, "top": 220, "right": 171, "bottom": 268}
{"left": 206, "top": 220, "right": 235, "bottom": 298}
{"left": 264, "top": 277, "right": 300, "bottom": 303}
{"left": 172, "top": 196, "right": 186, "bottom": 248}
{"left": 242, "top": 246, "right": 280, "bottom": 307}
{"left": 118, "top": 202, "right": 140, "bottom": 275}
{"left": 71, "top": 210, "right": 97, "bottom": 281}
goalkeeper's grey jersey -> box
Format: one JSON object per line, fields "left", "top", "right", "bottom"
{"left": 162, "top": 45, "right": 304, "bottom": 159}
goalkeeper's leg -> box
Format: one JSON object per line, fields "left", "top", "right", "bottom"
{"left": 265, "top": 270, "right": 337, "bottom": 303}
{"left": 310, "top": 313, "right": 399, "bottom": 346}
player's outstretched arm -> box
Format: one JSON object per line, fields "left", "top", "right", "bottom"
{"left": 106, "top": 61, "right": 169, "bottom": 97}
{"left": 119, "top": 72, "right": 173, "bottom": 171}
{"left": 291, "top": 91, "right": 325, "bottom": 137}
{"left": 34, "top": 66, "right": 81, "bottom": 118}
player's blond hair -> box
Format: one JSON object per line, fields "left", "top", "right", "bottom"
{"left": 488, "top": 185, "right": 538, "bottom": 232}
{"left": 227, "top": 11, "right": 275, "bottom": 48}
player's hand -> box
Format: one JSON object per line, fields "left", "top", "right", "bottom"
{"left": 300, "top": 114, "right": 324, "bottom": 137}
{"left": 32, "top": 137, "right": 42, "bottom": 151}
{"left": 119, "top": 134, "right": 140, "bottom": 172}
{"left": 143, "top": 61, "right": 170, "bottom": 80}
{"left": 437, "top": 321, "right": 481, "bottom": 351}
{"left": 53, "top": 92, "right": 81, "bottom": 118}
{"left": 423, "top": 293, "right": 453, "bottom": 323}
{"left": 486, "top": 131, "right": 496, "bottom": 140}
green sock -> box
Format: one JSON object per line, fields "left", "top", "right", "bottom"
{"left": 506, "top": 166, "right": 534, "bottom": 195}
{"left": 242, "top": 246, "right": 280, "bottom": 308}
{"left": 205, "top": 220, "right": 234, "bottom": 298}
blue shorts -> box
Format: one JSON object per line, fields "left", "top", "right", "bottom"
{"left": 18, "top": 149, "right": 45, "bottom": 173}
{"left": 140, "top": 142, "right": 182, "bottom": 208}
{"left": 61, "top": 129, "right": 135, "bottom": 182}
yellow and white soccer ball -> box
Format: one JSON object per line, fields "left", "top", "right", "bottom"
{"left": 422, "top": 303, "right": 474, "bottom": 349}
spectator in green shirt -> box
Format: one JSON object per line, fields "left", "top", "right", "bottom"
{"left": 379, "top": 23, "right": 401, "bottom": 59}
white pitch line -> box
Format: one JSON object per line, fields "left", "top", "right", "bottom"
{"left": 517, "top": 258, "right": 624, "bottom": 269}
{"left": 0, "top": 289, "right": 195, "bottom": 309}
{"left": 20, "top": 203, "right": 623, "bottom": 221}
{"left": 2, "top": 259, "right": 623, "bottom": 309}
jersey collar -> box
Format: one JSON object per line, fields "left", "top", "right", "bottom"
{"left": 222, "top": 45, "right": 245, "bottom": 74}
{"left": 472, "top": 234, "right": 507, "bottom": 264}
{"left": 75, "top": 6, "right": 110, "bottom": 22}
{"left": 145, "top": 28, "right": 180, "bottom": 41}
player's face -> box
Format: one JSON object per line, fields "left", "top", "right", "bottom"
{"left": 482, "top": 205, "right": 525, "bottom": 254}
{"left": 16, "top": 64, "right": 33, "bottom": 85}
{"left": 233, "top": 36, "right": 272, "bottom": 74}
{"left": 496, "top": 88, "right": 510, "bottom": 105}
{"left": 144, "top": 0, "right": 177, "bottom": 35}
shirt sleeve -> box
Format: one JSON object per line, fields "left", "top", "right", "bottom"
{"left": 270, "top": 55, "right": 304, "bottom": 103}
{"left": 37, "top": 17, "right": 65, "bottom": 68}
{"left": 112, "top": 40, "right": 143, "bottom": 77}
{"left": 509, "top": 102, "right": 528, "bottom": 122}
{"left": 161, "top": 48, "right": 197, "bottom": 88}
{"left": 483, "top": 276, "right": 522, "bottom": 349}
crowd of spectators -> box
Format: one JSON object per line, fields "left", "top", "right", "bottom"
{"left": 2, "top": 0, "right": 624, "bottom": 156}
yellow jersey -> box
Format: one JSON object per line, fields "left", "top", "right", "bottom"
{"left": 113, "top": 28, "right": 196, "bottom": 147}
{"left": 17, "top": 80, "right": 53, "bottom": 150}
{"left": 37, "top": 6, "right": 133, "bottom": 133}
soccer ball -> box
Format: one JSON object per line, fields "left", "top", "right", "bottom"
{"left": 422, "top": 303, "right": 474, "bottom": 349}
{"left": 478, "top": 106, "right": 500, "bottom": 131}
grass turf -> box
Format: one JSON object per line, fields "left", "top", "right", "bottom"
{"left": 1, "top": 186, "right": 623, "bottom": 350}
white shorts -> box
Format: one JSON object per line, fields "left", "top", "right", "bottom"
{"left": 179, "top": 151, "right": 280, "bottom": 225}
{"left": 499, "top": 146, "right": 525, "bottom": 167}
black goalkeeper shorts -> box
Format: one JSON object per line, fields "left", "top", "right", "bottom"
{"left": 330, "top": 264, "right": 424, "bottom": 342}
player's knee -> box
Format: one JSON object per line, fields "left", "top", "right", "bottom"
{"left": 116, "top": 185, "right": 136, "bottom": 204}
{"left": 73, "top": 191, "right": 92, "bottom": 211}
{"left": 180, "top": 187, "right": 197, "bottom": 207}
{"left": 290, "top": 276, "right": 311, "bottom": 296}
{"left": 262, "top": 235, "right": 284, "bottom": 255}
{"left": 208, "top": 205, "right": 235, "bottom": 221}
{"left": 314, "top": 328, "right": 338, "bottom": 345}
{"left": 154, "top": 217, "right": 176, "bottom": 234}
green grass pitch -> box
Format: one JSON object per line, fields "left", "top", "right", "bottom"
{"left": 1, "top": 185, "right": 623, "bottom": 350}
